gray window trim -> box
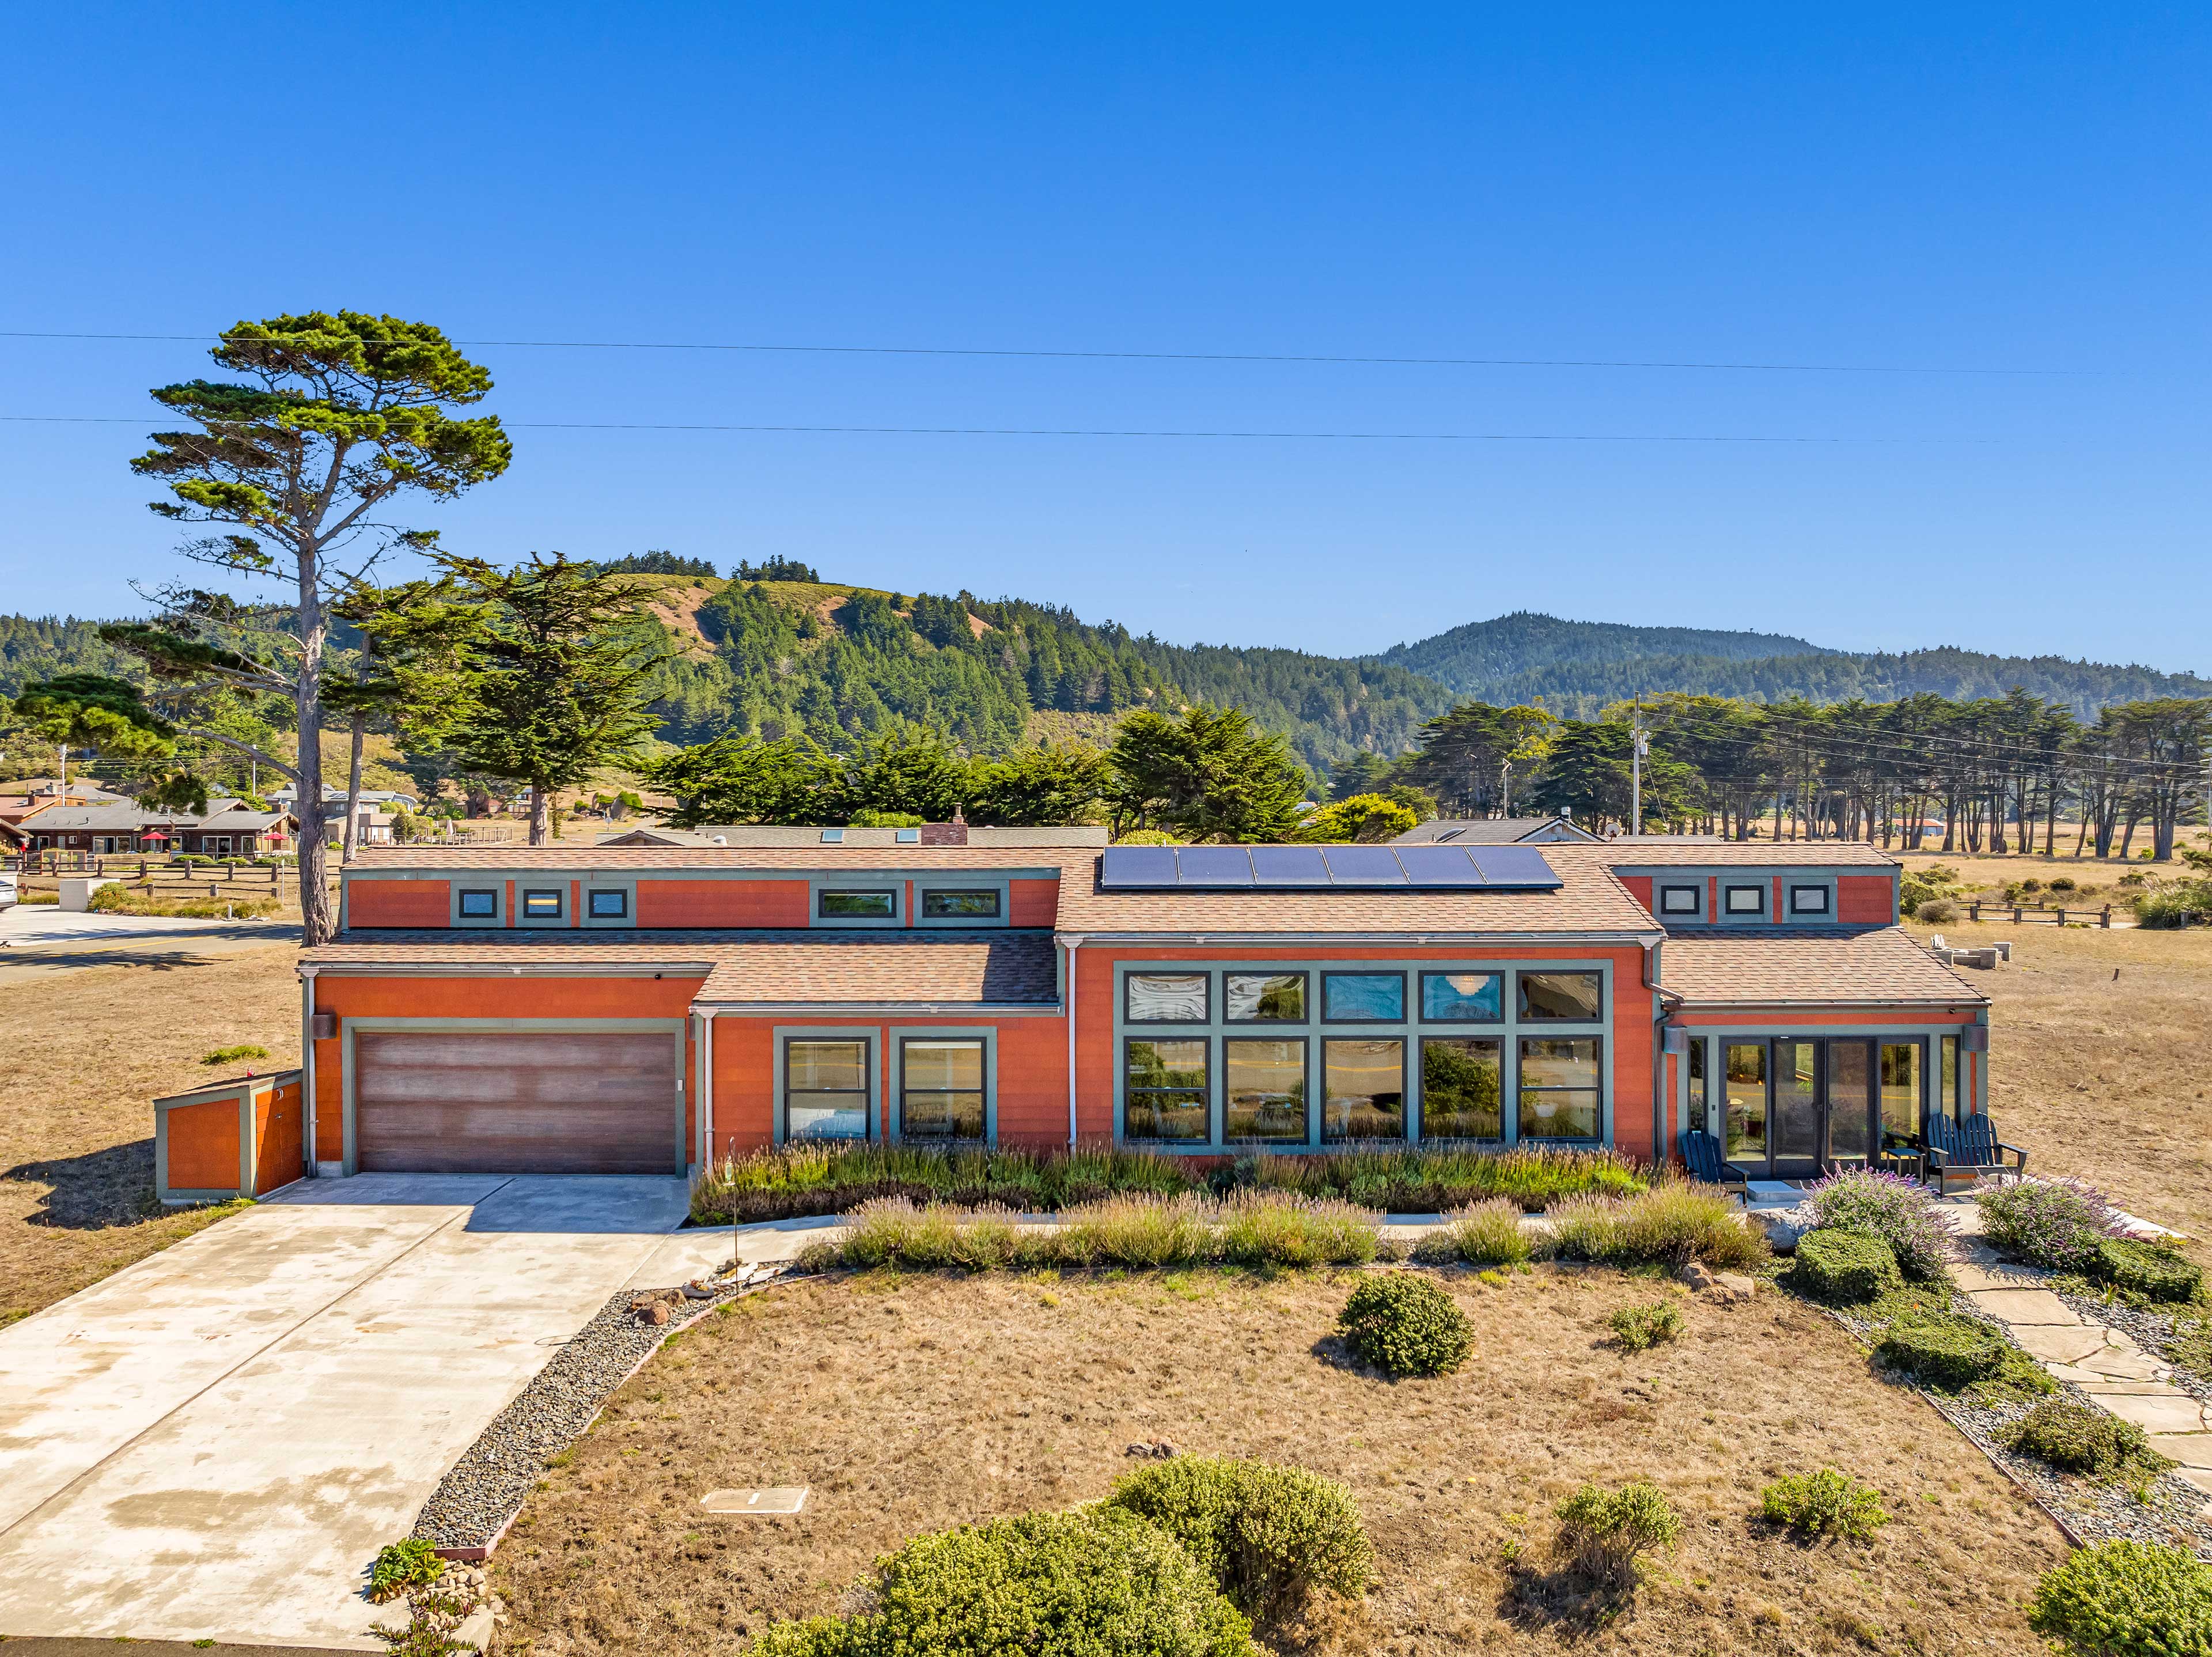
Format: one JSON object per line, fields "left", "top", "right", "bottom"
{"left": 519, "top": 887, "right": 566, "bottom": 925}
{"left": 1320, "top": 970, "right": 1407, "bottom": 1025}
{"left": 1223, "top": 1031, "right": 1311, "bottom": 1145}
{"left": 1124, "top": 970, "right": 1211, "bottom": 1024}
{"left": 777, "top": 1030, "right": 876, "bottom": 1144}
{"left": 1419, "top": 969, "right": 1505, "bottom": 1023}
{"left": 1223, "top": 970, "right": 1310, "bottom": 1023}
{"left": 1657, "top": 884, "right": 1701, "bottom": 917}
{"left": 1123, "top": 1033, "right": 1213, "bottom": 1145}
{"left": 1722, "top": 883, "right": 1767, "bottom": 917}
{"left": 817, "top": 887, "right": 898, "bottom": 921}
{"left": 914, "top": 880, "right": 1011, "bottom": 929}
{"left": 456, "top": 887, "right": 500, "bottom": 920}
{"left": 1320, "top": 1034, "right": 1410, "bottom": 1144}
{"left": 588, "top": 888, "right": 630, "bottom": 920}
{"left": 1787, "top": 880, "right": 1834, "bottom": 917}
{"left": 1516, "top": 1033, "right": 1605, "bottom": 1144}
{"left": 1516, "top": 969, "right": 1605, "bottom": 1022}
{"left": 892, "top": 1030, "right": 996, "bottom": 1145}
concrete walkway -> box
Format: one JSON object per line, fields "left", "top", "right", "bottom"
{"left": 0, "top": 1174, "right": 693, "bottom": 1648}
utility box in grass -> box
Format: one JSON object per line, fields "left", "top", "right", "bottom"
{"left": 154, "top": 1069, "right": 306, "bottom": 1204}
{"left": 58, "top": 877, "right": 114, "bottom": 911}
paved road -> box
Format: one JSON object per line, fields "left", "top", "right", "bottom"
{"left": 0, "top": 906, "right": 299, "bottom": 984}
{"left": 0, "top": 1174, "right": 695, "bottom": 1648}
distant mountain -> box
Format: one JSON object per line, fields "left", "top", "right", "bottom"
{"left": 1379, "top": 611, "right": 2211, "bottom": 720}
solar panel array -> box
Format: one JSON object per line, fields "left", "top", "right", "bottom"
{"left": 1096, "top": 844, "right": 1563, "bottom": 891}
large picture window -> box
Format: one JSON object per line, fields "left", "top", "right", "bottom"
{"left": 1226, "top": 972, "right": 1305, "bottom": 1022}
{"left": 1421, "top": 1037, "right": 1502, "bottom": 1138}
{"left": 1725, "top": 1042, "right": 1767, "bottom": 1164}
{"left": 1880, "top": 1042, "right": 1921, "bottom": 1145}
{"left": 921, "top": 889, "right": 1000, "bottom": 919}
{"left": 1517, "top": 971, "right": 1602, "bottom": 1021}
{"left": 1322, "top": 1039, "right": 1403, "bottom": 1141}
{"left": 820, "top": 890, "right": 896, "bottom": 919}
{"left": 1420, "top": 971, "right": 1502, "bottom": 1022}
{"left": 1126, "top": 1039, "right": 1209, "bottom": 1141}
{"left": 1322, "top": 971, "right": 1403, "bottom": 1023}
{"left": 1126, "top": 973, "right": 1209, "bottom": 1022}
{"left": 1518, "top": 1037, "right": 1601, "bottom": 1139}
{"left": 1225, "top": 1038, "right": 1306, "bottom": 1141}
{"left": 785, "top": 1039, "right": 870, "bottom": 1141}
{"left": 900, "top": 1039, "right": 986, "bottom": 1141}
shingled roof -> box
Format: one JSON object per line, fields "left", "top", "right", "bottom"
{"left": 1603, "top": 841, "right": 1898, "bottom": 868}
{"left": 1659, "top": 928, "right": 1985, "bottom": 1007}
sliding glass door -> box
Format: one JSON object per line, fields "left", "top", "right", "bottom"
{"left": 1721, "top": 1036, "right": 1918, "bottom": 1178}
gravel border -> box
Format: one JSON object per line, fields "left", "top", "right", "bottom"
{"left": 411, "top": 1262, "right": 790, "bottom": 1554}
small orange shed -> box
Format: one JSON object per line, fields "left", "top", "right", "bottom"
{"left": 154, "top": 1069, "right": 306, "bottom": 1205}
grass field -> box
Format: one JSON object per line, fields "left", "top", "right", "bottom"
{"left": 493, "top": 1268, "right": 2064, "bottom": 1657}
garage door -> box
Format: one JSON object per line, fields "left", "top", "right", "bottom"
{"left": 354, "top": 1030, "right": 681, "bottom": 1174}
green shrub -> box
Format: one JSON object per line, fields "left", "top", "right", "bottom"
{"left": 1608, "top": 1302, "right": 1683, "bottom": 1352}
{"left": 2029, "top": 1540, "right": 2212, "bottom": 1657}
{"left": 2093, "top": 1237, "right": 2204, "bottom": 1304}
{"left": 751, "top": 1508, "right": 1256, "bottom": 1656}
{"left": 1551, "top": 1481, "right": 1681, "bottom": 1588}
{"left": 2002, "top": 1399, "right": 2167, "bottom": 1478}
{"left": 365, "top": 1537, "right": 444, "bottom": 1603}
{"left": 1425, "top": 1198, "right": 1531, "bottom": 1266}
{"left": 1104, "top": 1457, "right": 1375, "bottom": 1624}
{"left": 1979, "top": 1178, "right": 2123, "bottom": 1273}
{"left": 1915, "top": 896, "right": 1960, "bottom": 924}
{"left": 1793, "top": 1228, "right": 1904, "bottom": 1303}
{"left": 1874, "top": 1316, "right": 2008, "bottom": 1391}
{"left": 1236, "top": 1144, "right": 1645, "bottom": 1213}
{"left": 1757, "top": 1469, "right": 1889, "bottom": 1541}
{"left": 201, "top": 1043, "right": 271, "bottom": 1066}
{"left": 1545, "top": 1183, "right": 1767, "bottom": 1270}
{"left": 1059, "top": 1193, "right": 1217, "bottom": 1269}
{"left": 1336, "top": 1273, "right": 1472, "bottom": 1378}
{"left": 1213, "top": 1191, "right": 1379, "bottom": 1269}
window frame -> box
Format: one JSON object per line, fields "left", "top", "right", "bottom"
{"left": 1723, "top": 883, "right": 1767, "bottom": 917}
{"left": 1321, "top": 970, "right": 1406, "bottom": 1024}
{"left": 587, "top": 888, "right": 629, "bottom": 920}
{"left": 1417, "top": 1034, "right": 1505, "bottom": 1142}
{"left": 1419, "top": 970, "right": 1505, "bottom": 1023}
{"left": 919, "top": 887, "right": 1002, "bottom": 921}
{"left": 1224, "top": 970, "right": 1308, "bottom": 1023}
{"left": 1516, "top": 1034, "right": 1605, "bottom": 1143}
{"left": 817, "top": 887, "right": 898, "bottom": 921}
{"left": 781, "top": 1035, "right": 873, "bottom": 1143}
{"left": 1516, "top": 970, "right": 1605, "bottom": 1022}
{"left": 1321, "top": 1035, "right": 1407, "bottom": 1143}
{"left": 1223, "top": 1034, "right": 1309, "bottom": 1144}
{"left": 1124, "top": 971, "right": 1211, "bottom": 1024}
{"left": 896, "top": 1035, "right": 990, "bottom": 1144}
{"left": 1788, "top": 883, "right": 1832, "bottom": 917}
{"left": 520, "top": 887, "right": 565, "bottom": 921}
{"left": 1123, "top": 1035, "right": 1212, "bottom": 1143}
{"left": 1657, "top": 883, "right": 1701, "bottom": 917}
{"left": 456, "top": 888, "right": 499, "bottom": 920}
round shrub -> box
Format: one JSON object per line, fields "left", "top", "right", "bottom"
{"left": 750, "top": 1508, "right": 1256, "bottom": 1657}
{"left": 1758, "top": 1469, "right": 1888, "bottom": 1541}
{"left": 2029, "top": 1540, "right": 2212, "bottom": 1657}
{"left": 1336, "top": 1273, "right": 1472, "bottom": 1378}
{"left": 1552, "top": 1481, "right": 1681, "bottom": 1588}
{"left": 2003, "top": 1399, "right": 2161, "bottom": 1477}
{"left": 1804, "top": 1168, "right": 1957, "bottom": 1283}
{"left": 1792, "top": 1228, "right": 1904, "bottom": 1303}
{"left": 1608, "top": 1302, "right": 1683, "bottom": 1353}
{"left": 1104, "top": 1456, "right": 1375, "bottom": 1624}
{"left": 1978, "top": 1178, "right": 2123, "bottom": 1273}
{"left": 2093, "top": 1237, "right": 2204, "bottom": 1304}
{"left": 1874, "top": 1316, "right": 2008, "bottom": 1391}
{"left": 1916, "top": 896, "right": 1960, "bottom": 924}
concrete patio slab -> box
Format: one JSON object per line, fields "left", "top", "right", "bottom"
{"left": 1965, "top": 1288, "right": 2082, "bottom": 1326}
{"left": 0, "top": 1174, "right": 691, "bottom": 1648}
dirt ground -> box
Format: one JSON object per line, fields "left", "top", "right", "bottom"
{"left": 0, "top": 940, "right": 302, "bottom": 1323}
{"left": 1905, "top": 917, "right": 2212, "bottom": 1240}
{"left": 494, "top": 1268, "right": 2065, "bottom": 1657}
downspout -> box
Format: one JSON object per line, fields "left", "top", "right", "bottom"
{"left": 299, "top": 967, "right": 317, "bottom": 1179}
{"left": 700, "top": 1012, "right": 715, "bottom": 1169}
{"left": 1062, "top": 935, "right": 1085, "bottom": 1147}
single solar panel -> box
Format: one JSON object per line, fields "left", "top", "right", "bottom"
{"left": 1099, "top": 845, "right": 1179, "bottom": 888}
{"left": 1467, "top": 846, "right": 1563, "bottom": 890}
{"left": 1176, "top": 846, "right": 1255, "bottom": 887}
{"left": 1320, "top": 845, "right": 1409, "bottom": 886}
{"left": 1248, "top": 845, "right": 1332, "bottom": 886}
{"left": 1392, "top": 845, "right": 1487, "bottom": 886}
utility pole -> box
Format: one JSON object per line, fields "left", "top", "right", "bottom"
{"left": 1629, "top": 703, "right": 1649, "bottom": 835}
{"left": 1501, "top": 758, "right": 1512, "bottom": 818}
{"left": 58, "top": 743, "right": 69, "bottom": 791}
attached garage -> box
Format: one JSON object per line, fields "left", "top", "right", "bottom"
{"left": 351, "top": 1026, "right": 684, "bottom": 1175}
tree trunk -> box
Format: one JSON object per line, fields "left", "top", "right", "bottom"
{"left": 294, "top": 565, "right": 335, "bottom": 946}
{"left": 530, "top": 785, "right": 552, "bottom": 846}
{"left": 342, "top": 715, "right": 365, "bottom": 865}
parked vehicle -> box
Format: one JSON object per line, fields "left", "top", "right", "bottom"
{"left": 0, "top": 872, "right": 17, "bottom": 911}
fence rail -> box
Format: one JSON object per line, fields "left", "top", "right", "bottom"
{"left": 1965, "top": 899, "right": 2113, "bottom": 928}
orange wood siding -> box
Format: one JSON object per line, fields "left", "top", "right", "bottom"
{"left": 346, "top": 879, "right": 450, "bottom": 928}
{"left": 1619, "top": 875, "right": 1654, "bottom": 914}
{"left": 168, "top": 1099, "right": 239, "bottom": 1189}
{"left": 1009, "top": 879, "right": 1060, "bottom": 928}
{"left": 635, "top": 878, "right": 809, "bottom": 928}
{"left": 1836, "top": 875, "right": 1895, "bottom": 924}
{"left": 254, "top": 1080, "right": 303, "bottom": 1193}
{"left": 1606, "top": 951, "right": 1657, "bottom": 1163}
{"left": 993, "top": 1018, "right": 1070, "bottom": 1146}
{"left": 710, "top": 1021, "right": 775, "bottom": 1158}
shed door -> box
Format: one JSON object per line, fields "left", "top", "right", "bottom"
{"left": 354, "top": 1030, "right": 681, "bottom": 1174}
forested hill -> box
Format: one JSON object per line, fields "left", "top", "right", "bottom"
{"left": 1381, "top": 611, "right": 2212, "bottom": 720}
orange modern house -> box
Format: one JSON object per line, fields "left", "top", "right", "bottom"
{"left": 155, "top": 827, "right": 1993, "bottom": 1201}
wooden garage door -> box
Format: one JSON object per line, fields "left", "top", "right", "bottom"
{"left": 354, "top": 1030, "right": 681, "bottom": 1174}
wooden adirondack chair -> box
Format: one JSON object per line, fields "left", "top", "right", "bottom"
{"left": 1680, "top": 1129, "right": 1752, "bottom": 1203}
{"left": 1926, "top": 1113, "right": 2028, "bottom": 1194}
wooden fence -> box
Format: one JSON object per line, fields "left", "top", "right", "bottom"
{"left": 1965, "top": 899, "right": 2114, "bottom": 928}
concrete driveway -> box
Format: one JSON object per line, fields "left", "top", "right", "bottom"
{"left": 0, "top": 1174, "right": 705, "bottom": 1647}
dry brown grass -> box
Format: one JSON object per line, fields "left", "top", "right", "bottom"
{"left": 494, "top": 1268, "right": 2063, "bottom": 1657}
{"left": 0, "top": 940, "right": 302, "bottom": 1322}
{"left": 1907, "top": 917, "right": 2212, "bottom": 1239}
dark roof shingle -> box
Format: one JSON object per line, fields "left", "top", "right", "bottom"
{"left": 1660, "top": 927, "right": 1985, "bottom": 1007}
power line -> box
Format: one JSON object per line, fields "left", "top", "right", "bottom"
{"left": 0, "top": 329, "right": 2090, "bottom": 376}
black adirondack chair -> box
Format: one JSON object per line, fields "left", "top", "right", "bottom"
{"left": 1926, "top": 1113, "right": 2028, "bottom": 1193}
{"left": 1680, "top": 1129, "right": 1753, "bottom": 1203}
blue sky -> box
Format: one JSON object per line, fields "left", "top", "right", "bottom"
{"left": 2, "top": 5, "right": 2206, "bottom": 671}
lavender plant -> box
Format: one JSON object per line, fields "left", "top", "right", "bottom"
{"left": 1976, "top": 1177, "right": 2127, "bottom": 1273}
{"left": 1804, "top": 1168, "right": 1959, "bottom": 1283}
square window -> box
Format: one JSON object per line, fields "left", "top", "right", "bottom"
{"left": 921, "top": 888, "right": 1001, "bottom": 919}
{"left": 521, "top": 888, "right": 563, "bottom": 920}
{"left": 1126, "top": 973, "right": 1209, "bottom": 1023}
{"left": 1420, "top": 971, "right": 1502, "bottom": 1022}
{"left": 786, "top": 1039, "right": 870, "bottom": 1141}
{"left": 587, "top": 889, "right": 628, "bottom": 919}
{"left": 1225, "top": 972, "right": 1305, "bottom": 1022}
{"left": 1225, "top": 1038, "right": 1306, "bottom": 1141}
{"left": 1724, "top": 884, "right": 1766, "bottom": 915}
{"left": 895, "top": 827, "right": 921, "bottom": 844}
{"left": 457, "top": 889, "right": 498, "bottom": 918}
{"left": 1421, "top": 1037, "right": 1502, "bottom": 1138}
{"left": 901, "top": 1038, "right": 986, "bottom": 1141}
{"left": 1658, "top": 885, "right": 1700, "bottom": 916}
{"left": 1517, "top": 971, "right": 1602, "bottom": 1021}
{"left": 1323, "top": 1038, "right": 1403, "bottom": 1141}
{"left": 1789, "top": 884, "right": 1830, "bottom": 915}
{"left": 820, "top": 828, "right": 844, "bottom": 842}
{"left": 820, "top": 889, "right": 896, "bottom": 919}
{"left": 1126, "top": 1038, "right": 1209, "bottom": 1141}
{"left": 1518, "top": 1036, "right": 1601, "bottom": 1139}
{"left": 1323, "top": 971, "right": 1404, "bottom": 1023}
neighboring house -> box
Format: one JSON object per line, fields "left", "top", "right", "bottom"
{"left": 278, "top": 836, "right": 1987, "bottom": 1183}
{"left": 1393, "top": 816, "right": 1601, "bottom": 845}
{"left": 19, "top": 800, "right": 297, "bottom": 856}
{"left": 179, "top": 801, "right": 298, "bottom": 856}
